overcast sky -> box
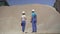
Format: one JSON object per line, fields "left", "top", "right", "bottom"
{"left": 7, "top": 0, "right": 56, "bottom": 6}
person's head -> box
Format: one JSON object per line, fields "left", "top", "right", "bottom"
{"left": 32, "top": 9, "right": 35, "bottom": 13}
{"left": 22, "top": 11, "right": 25, "bottom": 15}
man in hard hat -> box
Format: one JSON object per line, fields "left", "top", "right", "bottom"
{"left": 21, "top": 11, "right": 26, "bottom": 32}
{"left": 31, "top": 9, "right": 37, "bottom": 32}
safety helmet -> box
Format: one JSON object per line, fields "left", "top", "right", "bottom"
{"left": 22, "top": 11, "right": 25, "bottom": 13}
{"left": 32, "top": 9, "right": 35, "bottom": 13}
{"left": 32, "top": 9, "right": 35, "bottom": 11}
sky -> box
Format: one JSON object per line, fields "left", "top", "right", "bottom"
{"left": 7, "top": 0, "right": 56, "bottom": 6}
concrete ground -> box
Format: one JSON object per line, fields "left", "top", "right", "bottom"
{"left": 0, "top": 4, "right": 60, "bottom": 34}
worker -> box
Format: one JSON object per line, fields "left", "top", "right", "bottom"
{"left": 21, "top": 11, "right": 26, "bottom": 32}
{"left": 31, "top": 9, "right": 37, "bottom": 32}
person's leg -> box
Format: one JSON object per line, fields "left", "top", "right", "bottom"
{"left": 32, "top": 22, "right": 35, "bottom": 32}
{"left": 34, "top": 23, "right": 37, "bottom": 32}
{"left": 22, "top": 26, "right": 24, "bottom": 32}
{"left": 34, "top": 20, "right": 37, "bottom": 32}
{"left": 22, "top": 21, "right": 26, "bottom": 32}
{"left": 22, "top": 24, "right": 25, "bottom": 32}
{"left": 21, "top": 21, "right": 23, "bottom": 32}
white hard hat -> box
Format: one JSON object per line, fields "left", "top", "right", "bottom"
{"left": 32, "top": 9, "right": 35, "bottom": 11}
{"left": 22, "top": 11, "right": 25, "bottom": 13}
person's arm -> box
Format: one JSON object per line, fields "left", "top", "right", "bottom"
{"left": 31, "top": 17, "right": 32, "bottom": 23}
{"left": 36, "top": 15, "right": 37, "bottom": 23}
{"left": 24, "top": 17, "right": 27, "bottom": 21}
{"left": 24, "top": 15, "right": 27, "bottom": 20}
{"left": 21, "top": 17, "right": 22, "bottom": 26}
{"left": 21, "top": 17, "right": 22, "bottom": 22}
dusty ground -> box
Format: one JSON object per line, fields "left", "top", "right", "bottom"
{"left": 0, "top": 4, "right": 60, "bottom": 34}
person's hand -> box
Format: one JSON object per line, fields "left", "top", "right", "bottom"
{"left": 21, "top": 23, "right": 22, "bottom": 26}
